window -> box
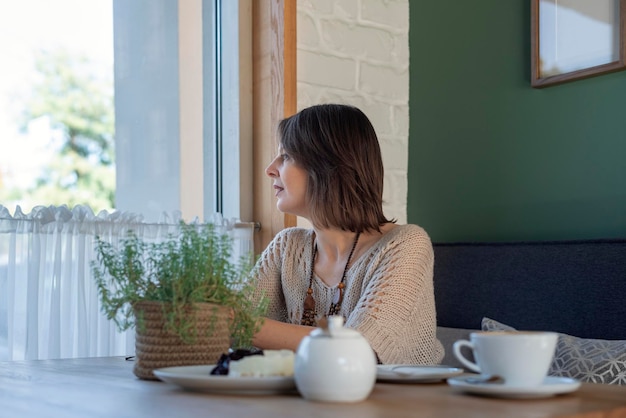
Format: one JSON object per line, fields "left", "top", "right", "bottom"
{"left": 0, "top": 0, "right": 250, "bottom": 223}
{"left": 0, "top": 0, "right": 255, "bottom": 361}
{"left": 0, "top": 0, "right": 115, "bottom": 214}
{"left": 114, "top": 0, "right": 252, "bottom": 222}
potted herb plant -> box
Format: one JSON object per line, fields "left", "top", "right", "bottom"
{"left": 91, "top": 221, "right": 267, "bottom": 380}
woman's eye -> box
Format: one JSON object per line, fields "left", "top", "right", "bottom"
{"left": 281, "top": 153, "right": 290, "bottom": 161}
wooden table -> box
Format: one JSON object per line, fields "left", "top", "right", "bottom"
{"left": 1, "top": 357, "right": 625, "bottom": 418}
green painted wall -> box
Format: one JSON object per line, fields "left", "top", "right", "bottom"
{"left": 408, "top": 1, "right": 626, "bottom": 242}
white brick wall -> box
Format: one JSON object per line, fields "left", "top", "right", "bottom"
{"left": 297, "top": 0, "right": 409, "bottom": 225}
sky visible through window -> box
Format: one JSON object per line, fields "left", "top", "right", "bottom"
{"left": 0, "top": 0, "right": 113, "bottom": 214}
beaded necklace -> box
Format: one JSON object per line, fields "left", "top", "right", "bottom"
{"left": 301, "top": 232, "right": 361, "bottom": 326}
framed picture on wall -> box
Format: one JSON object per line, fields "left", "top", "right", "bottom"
{"left": 531, "top": 0, "right": 626, "bottom": 88}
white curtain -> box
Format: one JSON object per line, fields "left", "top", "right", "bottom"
{"left": 0, "top": 204, "right": 255, "bottom": 361}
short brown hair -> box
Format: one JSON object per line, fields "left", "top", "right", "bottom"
{"left": 278, "top": 104, "right": 394, "bottom": 232}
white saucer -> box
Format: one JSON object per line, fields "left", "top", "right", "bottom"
{"left": 447, "top": 375, "right": 581, "bottom": 399}
{"left": 377, "top": 365, "right": 463, "bottom": 383}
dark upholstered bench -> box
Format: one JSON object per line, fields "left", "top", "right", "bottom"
{"left": 431, "top": 239, "right": 626, "bottom": 384}
{"left": 432, "top": 239, "right": 626, "bottom": 340}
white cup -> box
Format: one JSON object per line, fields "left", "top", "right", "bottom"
{"left": 453, "top": 331, "right": 558, "bottom": 387}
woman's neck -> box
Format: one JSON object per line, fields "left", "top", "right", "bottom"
{"left": 311, "top": 223, "right": 396, "bottom": 286}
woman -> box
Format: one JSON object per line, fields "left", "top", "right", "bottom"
{"left": 252, "top": 103, "right": 443, "bottom": 365}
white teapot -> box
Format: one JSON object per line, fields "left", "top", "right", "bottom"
{"left": 294, "top": 315, "right": 377, "bottom": 402}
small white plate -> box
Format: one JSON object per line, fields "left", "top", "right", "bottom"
{"left": 376, "top": 365, "right": 464, "bottom": 383}
{"left": 153, "top": 365, "right": 296, "bottom": 395}
{"left": 447, "top": 375, "right": 581, "bottom": 399}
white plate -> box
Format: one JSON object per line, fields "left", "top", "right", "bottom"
{"left": 153, "top": 365, "right": 296, "bottom": 395}
{"left": 376, "top": 365, "right": 464, "bottom": 383}
{"left": 447, "top": 375, "right": 581, "bottom": 399}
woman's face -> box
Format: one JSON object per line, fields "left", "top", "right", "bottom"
{"left": 265, "top": 147, "right": 309, "bottom": 217}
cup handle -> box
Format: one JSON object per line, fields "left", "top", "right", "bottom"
{"left": 452, "top": 340, "right": 481, "bottom": 373}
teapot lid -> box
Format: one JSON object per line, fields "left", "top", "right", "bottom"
{"left": 309, "top": 315, "right": 361, "bottom": 339}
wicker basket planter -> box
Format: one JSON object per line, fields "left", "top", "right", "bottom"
{"left": 132, "top": 301, "right": 231, "bottom": 380}
{"left": 92, "top": 223, "right": 267, "bottom": 381}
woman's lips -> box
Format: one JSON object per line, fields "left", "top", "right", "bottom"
{"left": 273, "top": 185, "right": 284, "bottom": 196}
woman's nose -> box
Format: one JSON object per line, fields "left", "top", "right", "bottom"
{"left": 265, "top": 157, "right": 278, "bottom": 178}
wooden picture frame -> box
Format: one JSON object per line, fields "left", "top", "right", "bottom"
{"left": 531, "top": 0, "right": 626, "bottom": 88}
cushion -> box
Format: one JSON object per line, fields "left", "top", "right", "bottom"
{"left": 482, "top": 317, "right": 626, "bottom": 385}
{"left": 436, "top": 326, "right": 476, "bottom": 370}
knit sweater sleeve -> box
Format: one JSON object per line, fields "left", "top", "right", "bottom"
{"left": 346, "top": 225, "right": 444, "bottom": 365}
{"left": 254, "top": 229, "right": 291, "bottom": 322}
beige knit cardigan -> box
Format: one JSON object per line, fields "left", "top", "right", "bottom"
{"left": 252, "top": 224, "right": 444, "bottom": 365}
